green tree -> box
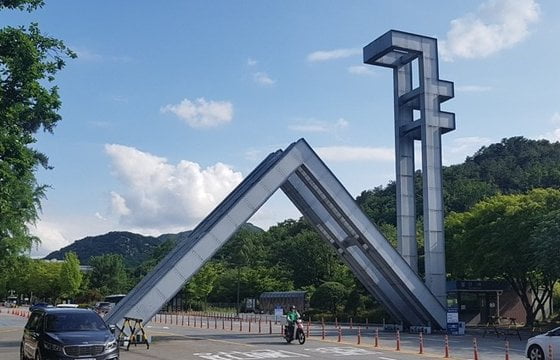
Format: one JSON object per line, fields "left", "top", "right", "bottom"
{"left": 185, "top": 262, "right": 222, "bottom": 306}
{"left": 0, "top": 1, "right": 75, "bottom": 278}
{"left": 310, "top": 281, "right": 348, "bottom": 315}
{"left": 59, "top": 252, "right": 82, "bottom": 300}
{"left": 89, "top": 254, "right": 128, "bottom": 295}
{"left": 446, "top": 189, "right": 560, "bottom": 325}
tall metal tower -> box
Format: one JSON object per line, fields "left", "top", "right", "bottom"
{"left": 363, "top": 30, "right": 455, "bottom": 306}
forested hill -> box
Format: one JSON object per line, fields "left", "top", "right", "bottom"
{"left": 44, "top": 223, "right": 264, "bottom": 267}
{"left": 357, "top": 137, "right": 560, "bottom": 225}
{"left": 44, "top": 231, "right": 191, "bottom": 267}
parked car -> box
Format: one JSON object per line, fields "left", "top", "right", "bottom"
{"left": 95, "top": 302, "right": 113, "bottom": 313}
{"left": 20, "top": 307, "right": 119, "bottom": 360}
{"left": 29, "top": 302, "right": 51, "bottom": 312}
{"left": 526, "top": 326, "right": 560, "bottom": 360}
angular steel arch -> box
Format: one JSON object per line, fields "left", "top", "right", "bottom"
{"left": 105, "top": 139, "right": 446, "bottom": 329}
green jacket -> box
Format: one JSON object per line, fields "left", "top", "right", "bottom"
{"left": 286, "top": 310, "right": 300, "bottom": 323}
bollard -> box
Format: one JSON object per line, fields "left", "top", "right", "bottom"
{"left": 200, "top": 315, "right": 203, "bottom": 328}
{"left": 549, "top": 343, "right": 553, "bottom": 360}
{"left": 505, "top": 340, "right": 509, "bottom": 360}
{"left": 337, "top": 327, "right": 342, "bottom": 342}
{"left": 182, "top": 313, "right": 184, "bottom": 326}
{"left": 419, "top": 332, "right": 424, "bottom": 354}
{"left": 444, "top": 334, "right": 450, "bottom": 358}
{"left": 206, "top": 316, "right": 209, "bottom": 329}
{"left": 357, "top": 327, "right": 361, "bottom": 345}
{"left": 269, "top": 320, "right": 272, "bottom": 334}
{"left": 176, "top": 313, "right": 178, "bottom": 325}
{"left": 374, "top": 328, "right": 379, "bottom": 348}
{"left": 335, "top": 318, "right": 338, "bottom": 328}
{"left": 165, "top": 313, "right": 167, "bottom": 324}
{"left": 321, "top": 322, "right": 325, "bottom": 340}
{"left": 230, "top": 317, "right": 233, "bottom": 331}
{"left": 306, "top": 319, "right": 310, "bottom": 338}
{"left": 188, "top": 314, "right": 190, "bottom": 327}
{"left": 194, "top": 316, "right": 197, "bottom": 327}
{"left": 222, "top": 317, "right": 225, "bottom": 330}
{"left": 259, "top": 319, "right": 261, "bottom": 334}
{"left": 365, "top": 318, "right": 368, "bottom": 329}
{"left": 396, "top": 330, "right": 401, "bottom": 351}
{"left": 239, "top": 319, "right": 243, "bottom": 332}
{"left": 249, "top": 319, "right": 252, "bottom": 333}
{"left": 350, "top": 318, "right": 353, "bottom": 329}
{"left": 473, "top": 338, "right": 479, "bottom": 360}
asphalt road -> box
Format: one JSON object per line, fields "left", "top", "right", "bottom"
{"left": 0, "top": 308, "right": 530, "bottom": 360}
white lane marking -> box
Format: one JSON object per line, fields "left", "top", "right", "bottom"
{"left": 193, "top": 349, "right": 309, "bottom": 359}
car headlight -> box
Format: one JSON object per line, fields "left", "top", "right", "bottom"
{"left": 43, "top": 341, "right": 63, "bottom": 352}
{"left": 105, "top": 339, "right": 117, "bottom": 350}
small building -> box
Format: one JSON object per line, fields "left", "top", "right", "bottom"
{"left": 259, "top": 291, "right": 307, "bottom": 315}
{"left": 447, "top": 280, "right": 552, "bottom": 325}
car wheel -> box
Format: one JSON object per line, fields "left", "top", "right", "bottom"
{"left": 528, "top": 345, "right": 544, "bottom": 360}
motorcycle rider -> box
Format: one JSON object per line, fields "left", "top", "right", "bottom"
{"left": 286, "top": 305, "right": 300, "bottom": 339}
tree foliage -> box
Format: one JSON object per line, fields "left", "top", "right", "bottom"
{"left": 89, "top": 254, "right": 129, "bottom": 295}
{"left": 446, "top": 189, "right": 560, "bottom": 325}
{"left": 0, "top": 1, "right": 75, "bottom": 278}
{"left": 310, "top": 282, "right": 348, "bottom": 315}
{"left": 59, "top": 252, "right": 82, "bottom": 299}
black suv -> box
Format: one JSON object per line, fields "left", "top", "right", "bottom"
{"left": 20, "top": 307, "right": 119, "bottom": 360}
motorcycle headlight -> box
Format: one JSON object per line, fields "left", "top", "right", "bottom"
{"left": 43, "top": 341, "right": 63, "bottom": 352}
{"left": 105, "top": 339, "right": 117, "bottom": 350}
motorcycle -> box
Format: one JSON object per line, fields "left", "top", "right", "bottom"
{"left": 284, "top": 319, "right": 306, "bottom": 344}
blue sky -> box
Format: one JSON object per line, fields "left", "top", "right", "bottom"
{"left": 2, "top": 0, "right": 559, "bottom": 256}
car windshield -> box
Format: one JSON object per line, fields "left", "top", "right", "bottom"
{"left": 45, "top": 312, "right": 107, "bottom": 332}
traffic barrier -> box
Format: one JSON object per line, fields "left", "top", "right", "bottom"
{"left": 419, "top": 332, "right": 424, "bottom": 354}
{"left": 374, "top": 328, "right": 379, "bottom": 348}
{"left": 444, "top": 334, "right": 450, "bottom": 358}
{"left": 357, "top": 327, "right": 361, "bottom": 345}
{"left": 396, "top": 330, "right": 401, "bottom": 351}
{"left": 337, "top": 327, "right": 341, "bottom": 342}
{"left": 473, "top": 338, "right": 479, "bottom": 360}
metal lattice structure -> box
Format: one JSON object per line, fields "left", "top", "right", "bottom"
{"left": 105, "top": 30, "right": 454, "bottom": 329}
{"left": 364, "top": 30, "right": 455, "bottom": 305}
{"left": 106, "top": 139, "right": 447, "bottom": 329}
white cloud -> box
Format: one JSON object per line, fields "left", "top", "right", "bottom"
{"left": 289, "top": 118, "right": 349, "bottom": 133}
{"left": 444, "top": 136, "right": 494, "bottom": 164}
{"left": 29, "top": 221, "right": 71, "bottom": 257}
{"left": 247, "top": 58, "right": 258, "bottom": 66}
{"left": 105, "top": 144, "right": 244, "bottom": 232}
{"left": 440, "top": 0, "right": 540, "bottom": 61}
{"left": 307, "top": 48, "right": 361, "bottom": 62}
{"left": 316, "top": 146, "right": 394, "bottom": 162}
{"left": 348, "top": 65, "right": 377, "bottom": 77}
{"left": 161, "top": 98, "right": 233, "bottom": 128}
{"left": 456, "top": 85, "right": 492, "bottom": 92}
{"left": 536, "top": 113, "right": 560, "bottom": 142}
{"left": 253, "top": 72, "right": 276, "bottom": 86}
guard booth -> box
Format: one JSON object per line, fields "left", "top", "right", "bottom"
{"left": 259, "top": 291, "right": 307, "bottom": 315}
{"left": 447, "top": 280, "right": 528, "bottom": 325}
